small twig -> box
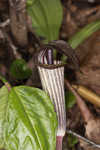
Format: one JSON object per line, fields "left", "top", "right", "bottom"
{"left": 67, "top": 129, "right": 100, "bottom": 149}
{"left": 0, "top": 19, "right": 10, "bottom": 28}
{"left": 7, "top": 39, "right": 21, "bottom": 59}
{"left": 0, "top": 74, "right": 11, "bottom": 91}
{"left": 65, "top": 79, "right": 93, "bottom": 122}
{"left": 3, "top": 30, "right": 21, "bottom": 59}
{"left": 0, "top": 27, "right": 21, "bottom": 59}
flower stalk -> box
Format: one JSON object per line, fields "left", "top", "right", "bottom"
{"left": 56, "top": 136, "right": 63, "bottom": 150}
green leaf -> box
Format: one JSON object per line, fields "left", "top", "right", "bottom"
{"left": 27, "top": 0, "right": 35, "bottom": 7}
{"left": 69, "top": 20, "right": 100, "bottom": 49}
{"left": 0, "top": 86, "right": 57, "bottom": 150}
{"left": 27, "top": 0, "right": 63, "bottom": 42}
{"left": 67, "top": 134, "right": 78, "bottom": 148}
{"left": 62, "top": 20, "right": 100, "bottom": 62}
{"left": 65, "top": 91, "right": 76, "bottom": 109}
{"left": 10, "top": 59, "right": 32, "bottom": 80}
{"left": 0, "top": 86, "right": 9, "bottom": 148}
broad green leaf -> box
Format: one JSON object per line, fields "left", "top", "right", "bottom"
{"left": 65, "top": 91, "right": 76, "bottom": 109}
{"left": 10, "top": 59, "right": 32, "bottom": 80}
{"left": 0, "top": 86, "right": 57, "bottom": 150}
{"left": 0, "top": 86, "right": 9, "bottom": 148}
{"left": 27, "top": 0, "right": 63, "bottom": 42}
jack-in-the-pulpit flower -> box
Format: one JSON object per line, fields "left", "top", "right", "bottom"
{"left": 37, "top": 40, "right": 80, "bottom": 150}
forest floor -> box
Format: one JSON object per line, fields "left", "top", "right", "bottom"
{"left": 0, "top": 0, "right": 100, "bottom": 150}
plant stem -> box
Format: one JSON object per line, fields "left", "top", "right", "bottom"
{"left": 0, "top": 74, "right": 11, "bottom": 91}
{"left": 56, "top": 136, "right": 63, "bottom": 150}
{"left": 65, "top": 79, "right": 93, "bottom": 123}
